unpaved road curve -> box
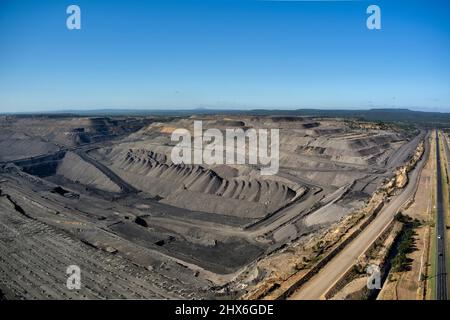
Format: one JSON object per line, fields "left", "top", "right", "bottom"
{"left": 289, "top": 132, "right": 429, "bottom": 300}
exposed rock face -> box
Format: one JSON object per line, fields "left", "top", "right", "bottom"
{"left": 395, "top": 142, "right": 424, "bottom": 189}
{"left": 395, "top": 167, "right": 408, "bottom": 188}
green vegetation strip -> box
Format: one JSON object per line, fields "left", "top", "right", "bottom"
{"left": 391, "top": 213, "right": 421, "bottom": 273}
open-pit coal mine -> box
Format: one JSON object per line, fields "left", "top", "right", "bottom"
{"left": 0, "top": 114, "right": 422, "bottom": 299}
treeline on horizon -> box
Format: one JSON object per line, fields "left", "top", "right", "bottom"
{"left": 3, "top": 108, "right": 450, "bottom": 127}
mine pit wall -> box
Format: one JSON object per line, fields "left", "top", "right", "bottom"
{"left": 13, "top": 151, "right": 66, "bottom": 177}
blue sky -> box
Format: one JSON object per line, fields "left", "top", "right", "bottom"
{"left": 0, "top": 0, "right": 449, "bottom": 112}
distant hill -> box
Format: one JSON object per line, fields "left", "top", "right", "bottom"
{"left": 3, "top": 108, "right": 450, "bottom": 127}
